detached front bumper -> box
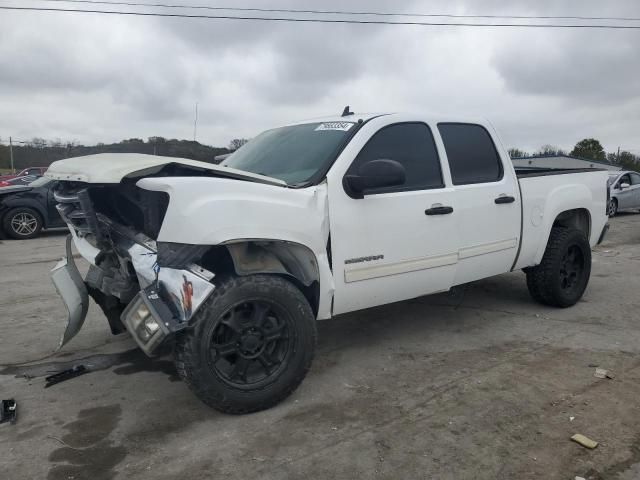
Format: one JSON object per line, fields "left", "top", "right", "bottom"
{"left": 51, "top": 235, "right": 90, "bottom": 349}
{"left": 51, "top": 229, "right": 215, "bottom": 355}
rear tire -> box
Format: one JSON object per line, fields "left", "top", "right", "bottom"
{"left": 3, "top": 207, "right": 43, "bottom": 239}
{"left": 525, "top": 227, "right": 591, "bottom": 308}
{"left": 174, "top": 274, "right": 316, "bottom": 414}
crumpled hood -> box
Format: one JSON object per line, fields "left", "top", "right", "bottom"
{"left": 45, "top": 153, "right": 286, "bottom": 186}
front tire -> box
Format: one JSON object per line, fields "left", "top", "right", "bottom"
{"left": 608, "top": 199, "right": 618, "bottom": 217}
{"left": 175, "top": 274, "right": 316, "bottom": 414}
{"left": 525, "top": 227, "right": 591, "bottom": 308}
{"left": 3, "top": 207, "right": 43, "bottom": 239}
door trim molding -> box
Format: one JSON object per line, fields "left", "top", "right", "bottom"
{"left": 344, "top": 252, "right": 458, "bottom": 283}
{"left": 458, "top": 238, "right": 518, "bottom": 259}
{"left": 343, "top": 237, "right": 518, "bottom": 283}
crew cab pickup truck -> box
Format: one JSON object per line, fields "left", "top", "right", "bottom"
{"left": 46, "top": 112, "right": 609, "bottom": 414}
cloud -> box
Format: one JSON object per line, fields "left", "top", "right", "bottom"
{"left": 0, "top": 0, "right": 639, "bottom": 154}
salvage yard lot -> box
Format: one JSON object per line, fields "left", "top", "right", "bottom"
{"left": 1, "top": 214, "right": 640, "bottom": 480}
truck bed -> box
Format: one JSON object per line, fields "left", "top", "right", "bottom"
{"left": 513, "top": 168, "right": 609, "bottom": 271}
{"left": 515, "top": 167, "right": 606, "bottom": 178}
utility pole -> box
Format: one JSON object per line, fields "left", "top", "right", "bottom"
{"left": 193, "top": 102, "right": 198, "bottom": 142}
{"left": 617, "top": 146, "right": 620, "bottom": 163}
{"left": 9, "top": 136, "right": 14, "bottom": 173}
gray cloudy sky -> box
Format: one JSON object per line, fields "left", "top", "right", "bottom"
{"left": 1, "top": 0, "right": 639, "bottom": 153}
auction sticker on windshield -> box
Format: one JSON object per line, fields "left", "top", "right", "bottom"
{"left": 315, "top": 122, "right": 354, "bottom": 131}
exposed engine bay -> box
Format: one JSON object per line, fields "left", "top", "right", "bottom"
{"left": 53, "top": 179, "right": 216, "bottom": 354}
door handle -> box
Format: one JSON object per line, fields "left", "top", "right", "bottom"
{"left": 425, "top": 206, "right": 454, "bottom": 215}
{"left": 495, "top": 195, "right": 515, "bottom": 204}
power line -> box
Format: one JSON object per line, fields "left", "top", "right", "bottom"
{"left": 2, "top": 5, "right": 640, "bottom": 29}
{"left": 36, "top": 0, "right": 640, "bottom": 22}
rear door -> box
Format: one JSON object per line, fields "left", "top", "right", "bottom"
{"left": 327, "top": 121, "right": 458, "bottom": 315}
{"left": 629, "top": 173, "right": 640, "bottom": 209}
{"left": 437, "top": 123, "right": 520, "bottom": 285}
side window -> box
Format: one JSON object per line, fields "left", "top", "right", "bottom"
{"left": 347, "top": 122, "right": 443, "bottom": 194}
{"left": 630, "top": 173, "right": 640, "bottom": 185}
{"left": 619, "top": 174, "right": 631, "bottom": 187}
{"left": 437, "top": 123, "right": 503, "bottom": 185}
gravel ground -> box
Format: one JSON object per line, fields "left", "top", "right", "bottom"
{"left": 1, "top": 213, "right": 639, "bottom": 480}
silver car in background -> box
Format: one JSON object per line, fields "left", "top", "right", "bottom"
{"left": 608, "top": 170, "right": 640, "bottom": 216}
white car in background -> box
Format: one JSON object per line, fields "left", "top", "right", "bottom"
{"left": 608, "top": 170, "right": 640, "bottom": 216}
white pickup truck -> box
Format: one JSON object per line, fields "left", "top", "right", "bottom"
{"left": 46, "top": 112, "right": 609, "bottom": 413}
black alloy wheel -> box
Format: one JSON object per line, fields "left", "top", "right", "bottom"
{"left": 207, "top": 300, "right": 292, "bottom": 387}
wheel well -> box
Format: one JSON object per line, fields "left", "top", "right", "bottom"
{"left": 552, "top": 208, "right": 591, "bottom": 238}
{"left": 4, "top": 204, "right": 45, "bottom": 226}
{"left": 198, "top": 241, "right": 321, "bottom": 317}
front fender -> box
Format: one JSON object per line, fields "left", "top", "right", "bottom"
{"left": 1, "top": 197, "right": 48, "bottom": 226}
{"left": 136, "top": 176, "right": 335, "bottom": 319}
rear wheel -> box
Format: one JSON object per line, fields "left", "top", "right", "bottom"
{"left": 525, "top": 227, "right": 591, "bottom": 308}
{"left": 175, "top": 274, "right": 316, "bottom": 414}
{"left": 3, "top": 207, "right": 43, "bottom": 239}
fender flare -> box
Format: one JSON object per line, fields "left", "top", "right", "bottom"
{"left": 534, "top": 183, "right": 593, "bottom": 264}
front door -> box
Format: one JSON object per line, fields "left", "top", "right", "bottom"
{"left": 615, "top": 173, "right": 634, "bottom": 209}
{"left": 327, "top": 122, "right": 458, "bottom": 315}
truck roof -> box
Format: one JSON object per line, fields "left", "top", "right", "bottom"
{"left": 288, "top": 112, "right": 490, "bottom": 127}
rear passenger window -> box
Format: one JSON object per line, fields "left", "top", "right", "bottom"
{"left": 630, "top": 173, "right": 640, "bottom": 185}
{"left": 347, "top": 122, "right": 443, "bottom": 193}
{"left": 438, "top": 123, "right": 503, "bottom": 185}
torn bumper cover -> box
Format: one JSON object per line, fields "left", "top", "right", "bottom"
{"left": 51, "top": 232, "right": 215, "bottom": 355}
{"left": 51, "top": 235, "right": 90, "bottom": 349}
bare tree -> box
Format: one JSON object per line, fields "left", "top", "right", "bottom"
{"left": 228, "top": 138, "right": 249, "bottom": 151}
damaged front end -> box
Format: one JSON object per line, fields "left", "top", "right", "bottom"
{"left": 51, "top": 181, "right": 215, "bottom": 355}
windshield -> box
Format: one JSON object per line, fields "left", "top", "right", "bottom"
{"left": 221, "top": 121, "right": 356, "bottom": 185}
{"left": 607, "top": 174, "right": 620, "bottom": 186}
{"left": 29, "top": 177, "right": 51, "bottom": 187}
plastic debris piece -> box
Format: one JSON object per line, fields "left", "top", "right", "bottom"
{"left": 594, "top": 368, "right": 608, "bottom": 379}
{"left": 571, "top": 433, "right": 598, "bottom": 449}
{"left": 0, "top": 399, "right": 17, "bottom": 425}
{"left": 45, "top": 365, "right": 88, "bottom": 388}
{"left": 570, "top": 416, "right": 575, "bottom": 422}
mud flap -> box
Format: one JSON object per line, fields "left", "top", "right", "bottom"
{"left": 50, "top": 235, "right": 89, "bottom": 349}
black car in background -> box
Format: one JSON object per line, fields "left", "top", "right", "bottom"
{"left": 0, "top": 177, "right": 65, "bottom": 239}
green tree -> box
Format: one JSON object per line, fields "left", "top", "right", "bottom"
{"left": 617, "top": 151, "right": 640, "bottom": 172}
{"left": 570, "top": 138, "right": 605, "bottom": 161}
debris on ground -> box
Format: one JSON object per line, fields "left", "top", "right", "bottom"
{"left": 594, "top": 368, "right": 615, "bottom": 379}
{"left": 569, "top": 416, "right": 575, "bottom": 422}
{"left": 46, "top": 435, "right": 83, "bottom": 451}
{"left": 0, "top": 399, "right": 17, "bottom": 425}
{"left": 44, "top": 365, "right": 89, "bottom": 388}
{"left": 575, "top": 476, "right": 586, "bottom": 480}
{"left": 571, "top": 433, "right": 598, "bottom": 449}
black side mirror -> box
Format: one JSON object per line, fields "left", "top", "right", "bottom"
{"left": 344, "top": 159, "right": 406, "bottom": 199}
